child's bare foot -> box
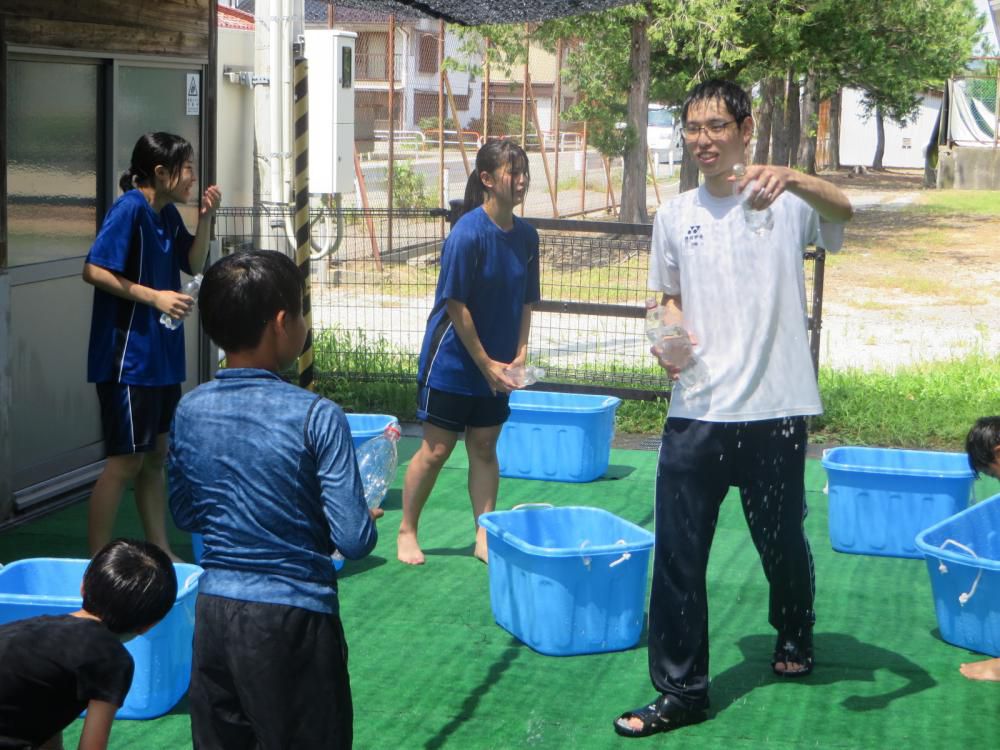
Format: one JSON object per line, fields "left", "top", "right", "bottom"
{"left": 960, "top": 657, "right": 1000, "bottom": 681}
{"left": 474, "top": 526, "right": 489, "bottom": 564}
{"left": 397, "top": 529, "right": 426, "bottom": 565}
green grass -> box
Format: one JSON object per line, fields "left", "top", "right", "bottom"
{"left": 810, "top": 352, "right": 1000, "bottom": 450}
{"left": 914, "top": 189, "right": 1000, "bottom": 215}
{"left": 313, "top": 327, "right": 997, "bottom": 450}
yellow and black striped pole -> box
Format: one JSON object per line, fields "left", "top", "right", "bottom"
{"left": 293, "top": 45, "right": 314, "bottom": 391}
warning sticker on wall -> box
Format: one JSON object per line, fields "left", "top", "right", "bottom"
{"left": 186, "top": 73, "right": 200, "bottom": 116}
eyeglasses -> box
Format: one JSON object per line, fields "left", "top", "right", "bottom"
{"left": 681, "top": 120, "right": 737, "bottom": 140}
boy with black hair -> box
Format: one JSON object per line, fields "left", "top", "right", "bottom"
{"left": 168, "top": 249, "right": 380, "bottom": 748}
{"left": 0, "top": 539, "right": 177, "bottom": 750}
{"left": 958, "top": 416, "right": 1000, "bottom": 682}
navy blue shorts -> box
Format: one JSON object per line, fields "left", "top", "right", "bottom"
{"left": 417, "top": 385, "right": 510, "bottom": 432}
{"left": 96, "top": 383, "right": 182, "bottom": 455}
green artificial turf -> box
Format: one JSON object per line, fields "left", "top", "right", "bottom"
{"left": 1, "top": 440, "right": 999, "bottom": 749}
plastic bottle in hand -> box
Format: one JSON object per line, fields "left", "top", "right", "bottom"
{"left": 732, "top": 164, "right": 773, "bottom": 235}
{"left": 644, "top": 298, "right": 710, "bottom": 396}
{"left": 504, "top": 365, "right": 546, "bottom": 387}
{"left": 356, "top": 423, "right": 401, "bottom": 510}
{"left": 160, "top": 274, "right": 203, "bottom": 330}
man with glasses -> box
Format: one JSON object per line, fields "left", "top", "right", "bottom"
{"left": 614, "top": 79, "right": 853, "bottom": 739}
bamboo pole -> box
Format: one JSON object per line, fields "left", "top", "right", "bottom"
{"left": 603, "top": 156, "right": 618, "bottom": 214}
{"left": 553, "top": 38, "right": 563, "bottom": 217}
{"left": 520, "top": 26, "right": 529, "bottom": 217}
{"left": 483, "top": 38, "right": 491, "bottom": 142}
{"left": 386, "top": 14, "right": 395, "bottom": 255}
{"left": 646, "top": 149, "right": 661, "bottom": 205}
{"left": 525, "top": 73, "right": 558, "bottom": 217}
{"left": 438, "top": 20, "right": 445, "bottom": 232}
{"left": 443, "top": 71, "right": 471, "bottom": 176}
{"left": 353, "top": 144, "right": 382, "bottom": 269}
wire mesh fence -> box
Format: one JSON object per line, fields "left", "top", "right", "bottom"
{"left": 214, "top": 207, "right": 825, "bottom": 402}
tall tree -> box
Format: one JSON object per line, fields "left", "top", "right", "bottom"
{"left": 797, "top": 71, "right": 819, "bottom": 173}
{"left": 752, "top": 77, "right": 778, "bottom": 165}
{"left": 785, "top": 71, "right": 801, "bottom": 167}
{"left": 800, "top": 0, "right": 981, "bottom": 169}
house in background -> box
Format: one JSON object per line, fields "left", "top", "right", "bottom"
{"left": 486, "top": 40, "right": 577, "bottom": 144}
{"left": 837, "top": 87, "right": 943, "bottom": 170}
{"left": 235, "top": 0, "right": 484, "bottom": 146}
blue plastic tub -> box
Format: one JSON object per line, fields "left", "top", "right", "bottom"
{"left": 345, "top": 413, "right": 398, "bottom": 450}
{"left": 497, "top": 391, "right": 621, "bottom": 483}
{"left": 822, "top": 447, "right": 975, "bottom": 558}
{"left": 0, "top": 558, "right": 203, "bottom": 719}
{"left": 915, "top": 492, "right": 1000, "bottom": 657}
{"left": 478, "top": 505, "right": 654, "bottom": 656}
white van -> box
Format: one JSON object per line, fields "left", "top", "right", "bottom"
{"left": 647, "top": 104, "right": 683, "bottom": 164}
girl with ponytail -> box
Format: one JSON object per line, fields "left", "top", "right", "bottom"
{"left": 82, "top": 132, "right": 222, "bottom": 560}
{"left": 399, "top": 139, "right": 540, "bottom": 566}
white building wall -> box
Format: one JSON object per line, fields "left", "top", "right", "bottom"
{"left": 217, "top": 27, "right": 256, "bottom": 206}
{"left": 839, "top": 87, "right": 941, "bottom": 169}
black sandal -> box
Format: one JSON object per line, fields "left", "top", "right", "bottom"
{"left": 772, "top": 630, "right": 814, "bottom": 677}
{"left": 613, "top": 694, "right": 708, "bottom": 738}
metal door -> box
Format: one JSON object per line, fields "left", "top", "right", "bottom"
{"left": 6, "top": 55, "right": 204, "bottom": 513}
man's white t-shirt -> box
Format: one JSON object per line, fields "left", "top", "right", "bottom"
{"left": 648, "top": 184, "right": 844, "bottom": 423}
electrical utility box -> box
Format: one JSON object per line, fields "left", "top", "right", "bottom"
{"left": 304, "top": 29, "right": 356, "bottom": 195}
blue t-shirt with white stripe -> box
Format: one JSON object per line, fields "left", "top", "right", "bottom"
{"left": 418, "top": 206, "right": 541, "bottom": 397}
{"left": 85, "top": 190, "right": 194, "bottom": 385}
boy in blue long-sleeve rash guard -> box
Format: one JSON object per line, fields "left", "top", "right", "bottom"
{"left": 168, "top": 249, "right": 380, "bottom": 749}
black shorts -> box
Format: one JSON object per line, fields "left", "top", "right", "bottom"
{"left": 96, "top": 382, "right": 181, "bottom": 456}
{"left": 189, "top": 595, "right": 353, "bottom": 749}
{"left": 417, "top": 385, "right": 510, "bottom": 432}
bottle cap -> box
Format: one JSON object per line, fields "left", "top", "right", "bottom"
{"left": 385, "top": 423, "right": 401, "bottom": 440}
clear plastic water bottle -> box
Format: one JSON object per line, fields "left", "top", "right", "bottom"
{"left": 160, "top": 273, "right": 203, "bottom": 330}
{"left": 332, "top": 550, "right": 346, "bottom": 571}
{"left": 356, "top": 423, "right": 401, "bottom": 510}
{"left": 644, "top": 298, "right": 710, "bottom": 396}
{"left": 504, "top": 364, "right": 546, "bottom": 387}
{"left": 732, "top": 163, "right": 774, "bottom": 235}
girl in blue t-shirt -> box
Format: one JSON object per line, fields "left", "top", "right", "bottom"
{"left": 83, "top": 132, "right": 221, "bottom": 560}
{"left": 398, "top": 139, "right": 541, "bottom": 566}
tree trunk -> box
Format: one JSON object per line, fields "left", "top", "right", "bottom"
{"left": 619, "top": 12, "right": 650, "bottom": 224}
{"left": 872, "top": 104, "right": 886, "bottom": 170}
{"left": 679, "top": 147, "right": 699, "bottom": 192}
{"left": 829, "top": 88, "right": 842, "bottom": 170}
{"left": 753, "top": 77, "right": 776, "bottom": 165}
{"left": 924, "top": 105, "right": 941, "bottom": 188}
{"left": 797, "top": 71, "right": 818, "bottom": 175}
{"left": 785, "top": 72, "right": 800, "bottom": 168}
{"left": 771, "top": 77, "right": 788, "bottom": 167}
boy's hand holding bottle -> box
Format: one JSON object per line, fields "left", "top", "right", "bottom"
{"left": 645, "top": 298, "right": 709, "bottom": 395}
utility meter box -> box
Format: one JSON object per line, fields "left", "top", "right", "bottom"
{"left": 304, "top": 29, "right": 356, "bottom": 195}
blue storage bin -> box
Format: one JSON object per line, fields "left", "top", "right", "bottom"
{"left": 497, "top": 391, "right": 621, "bottom": 483}
{"left": 478, "top": 505, "right": 654, "bottom": 656}
{"left": 0, "top": 558, "right": 202, "bottom": 719}
{"left": 822, "top": 447, "right": 975, "bottom": 558}
{"left": 345, "top": 413, "right": 398, "bottom": 450}
{"left": 916, "top": 492, "right": 1000, "bottom": 657}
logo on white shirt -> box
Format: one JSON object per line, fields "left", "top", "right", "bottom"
{"left": 683, "top": 224, "right": 704, "bottom": 248}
